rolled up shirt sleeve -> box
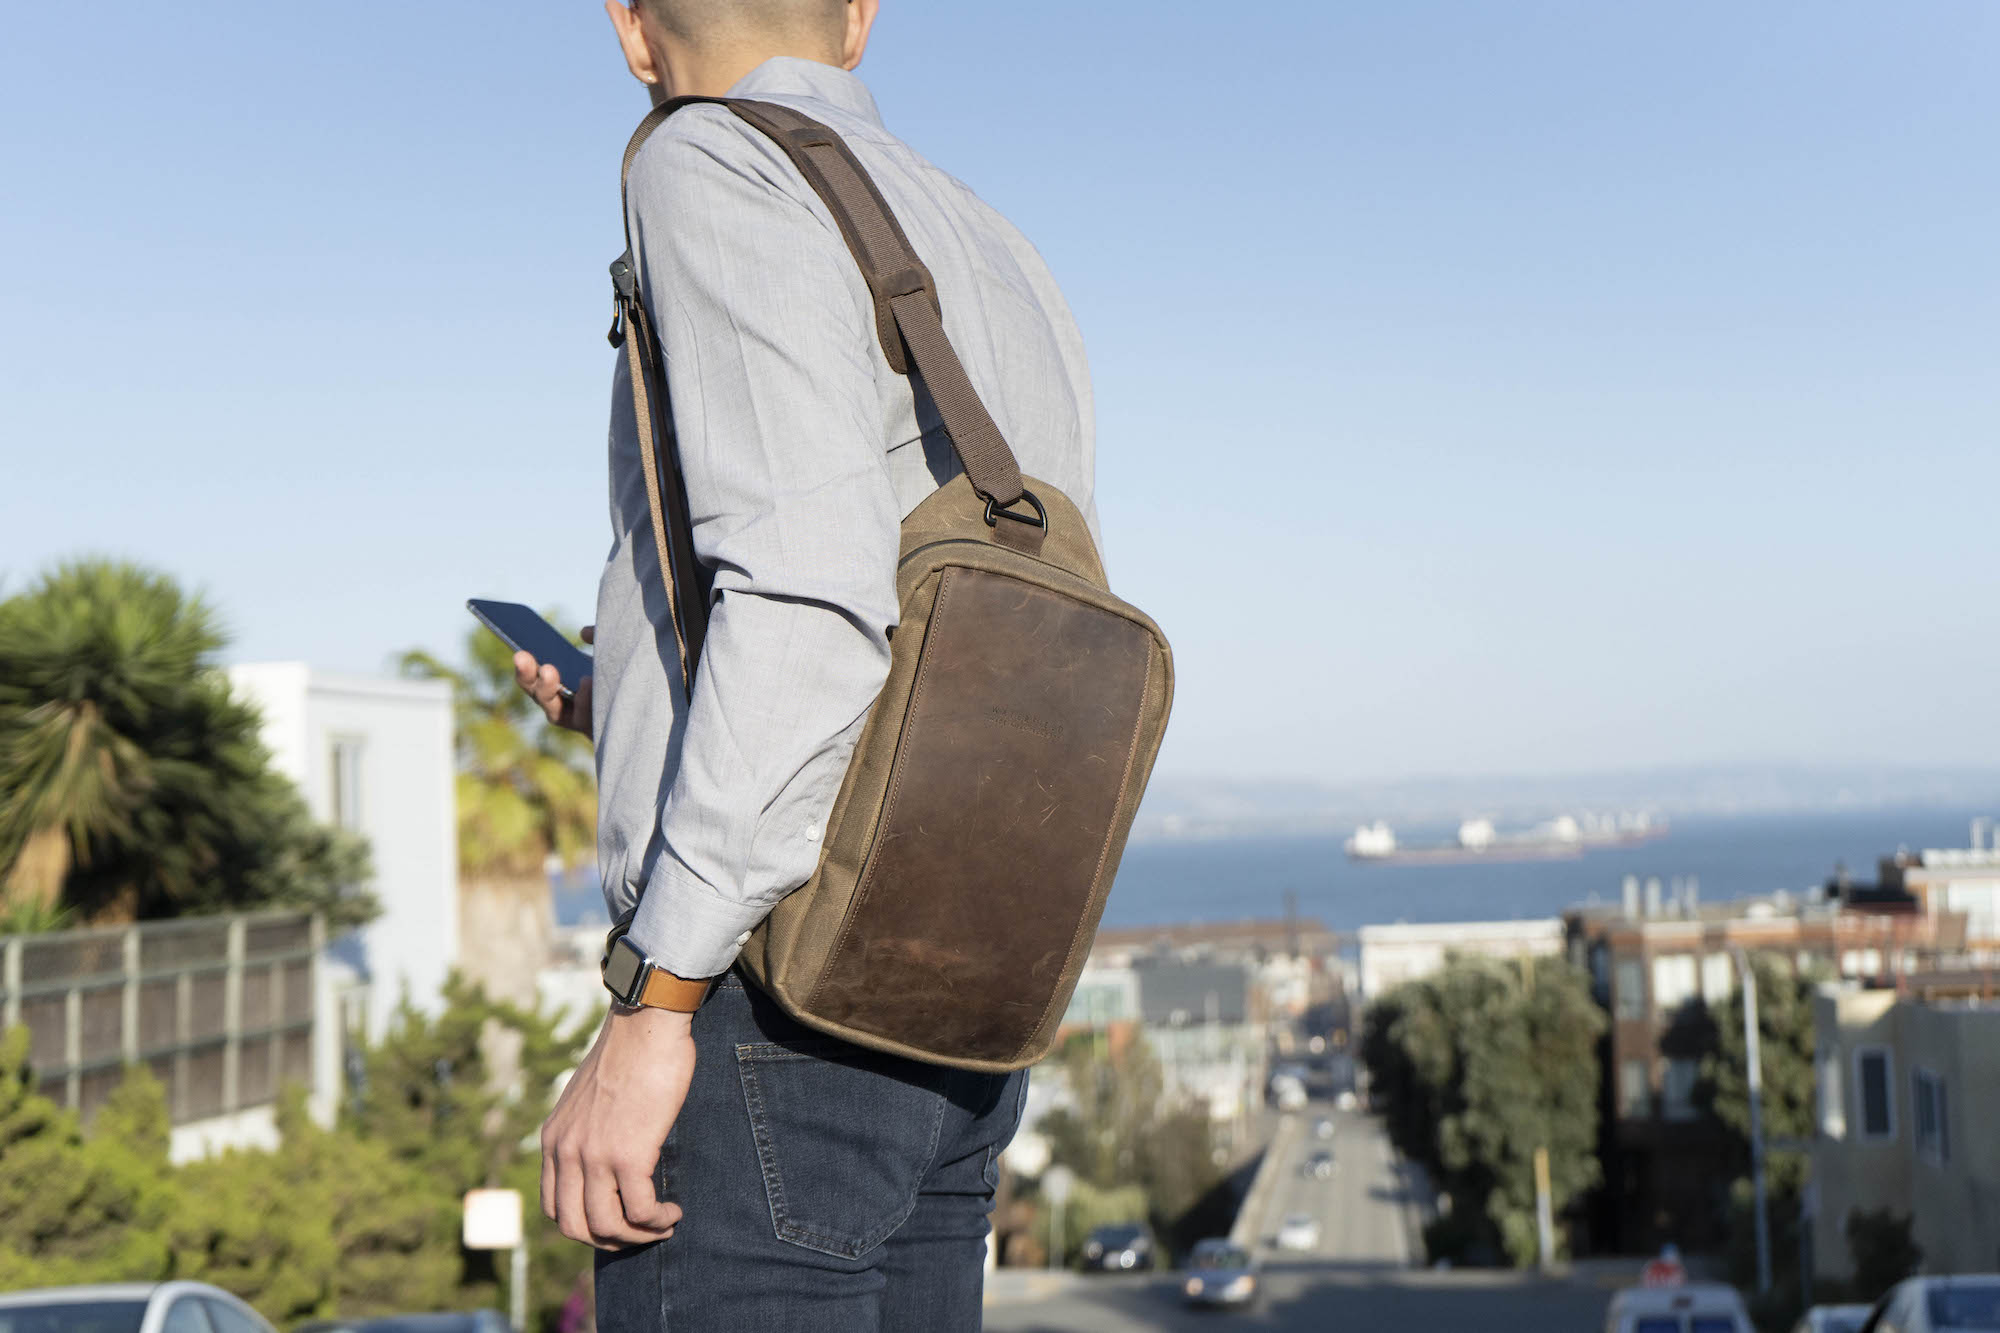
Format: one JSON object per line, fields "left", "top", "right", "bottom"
{"left": 621, "top": 113, "right": 900, "bottom": 980}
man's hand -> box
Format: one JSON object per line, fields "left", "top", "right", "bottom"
{"left": 517, "top": 625, "right": 594, "bottom": 738}
{"left": 540, "top": 1004, "right": 693, "bottom": 1249}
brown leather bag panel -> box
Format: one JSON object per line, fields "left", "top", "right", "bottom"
{"left": 805, "top": 565, "right": 1157, "bottom": 1064}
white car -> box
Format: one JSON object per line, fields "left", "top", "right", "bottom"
{"left": 1862, "top": 1275, "right": 2000, "bottom": 1333}
{"left": 1274, "top": 1213, "right": 1321, "bottom": 1252}
{"left": 1603, "top": 1283, "right": 1753, "bottom": 1333}
{"left": 1792, "top": 1304, "right": 1873, "bottom": 1333}
{"left": 0, "top": 1283, "right": 279, "bottom": 1333}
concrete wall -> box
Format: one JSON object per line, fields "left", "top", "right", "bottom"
{"left": 1812, "top": 988, "right": 2000, "bottom": 1279}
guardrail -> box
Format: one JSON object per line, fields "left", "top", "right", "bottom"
{"left": 1229, "top": 1111, "right": 1304, "bottom": 1249}
{"left": 0, "top": 910, "right": 321, "bottom": 1127}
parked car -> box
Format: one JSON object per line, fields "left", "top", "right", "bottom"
{"left": 1603, "top": 1283, "right": 1754, "bottom": 1333}
{"left": 1792, "top": 1305, "right": 1874, "bottom": 1333}
{"left": 1079, "top": 1223, "right": 1154, "bottom": 1272}
{"left": 0, "top": 1283, "right": 278, "bottom": 1333}
{"left": 1181, "top": 1239, "right": 1260, "bottom": 1310}
{"left": 1860, "top": 1275, "right": 2000, "bottom": 1333}
{"left": 294, "top": 1318, "right": 511, "bottom": 1333}
{"left": 1274, "top": 1213, "right": 1321, "bottom": 1252}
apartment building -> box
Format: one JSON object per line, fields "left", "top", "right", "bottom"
{"left": 1810, "top": 978, "right": 2000, "bottom": 1279}
{"left": 1564, "top": 882, "right": 1962, "bottom": 1253}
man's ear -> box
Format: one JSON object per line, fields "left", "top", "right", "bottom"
{"left": 840, "top": 0, "right": 880, "bottom": 71}
{"left": 606, "top": 0, "right": 662, "bottom": 86}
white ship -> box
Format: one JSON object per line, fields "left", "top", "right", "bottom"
{"left": 1344, "top": 812, "right": 1665, "bottom": 864}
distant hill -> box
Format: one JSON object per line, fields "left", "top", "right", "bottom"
{"left": 1131, "top": 763, "right": 2000, "bottom": 842}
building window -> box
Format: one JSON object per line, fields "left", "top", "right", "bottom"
{"left": 1652, "top": 954, "right": 1699, "bottom": 1017}
{"left": 1817, "top": 1047, "right": 1846, "bottom": 1140}
{"left": 330, "top": 735, "right": 365, "bottom": 831}
{"left": 1912, "top": 1068, "right": 1949, "bottom": 1165}
{"left": 1701, "top": 953, "right": 1734, "bottom": 1006}
{"left": 1614, "top": 959, "right": 1646, "bottom": 1021}
{"left": 1662, "top": 1058, "right": 1700, "bottom": 1122}
{"left": 1855, "top": 1047, "right": 1895, "bottom": 1141}
{"left": 1619, "top": 1058, "right": 1653, "bottom": 1118}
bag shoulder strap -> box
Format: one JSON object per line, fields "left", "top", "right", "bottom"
{"left": 607, "top": 97, "right": 1031, "bottom": 689}
{"left": 617, "top": 97, "right": 1026, "bottom": 507}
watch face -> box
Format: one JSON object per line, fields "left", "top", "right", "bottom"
{"left": 603, "top": 937, "right": 646, "bottom": 1002}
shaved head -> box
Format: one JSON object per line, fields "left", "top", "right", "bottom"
{"left": 636, "top": 0, "right": 849, "bottom": 56}
{"left": 606, "top": 0, "right": 875, "bottom": 101}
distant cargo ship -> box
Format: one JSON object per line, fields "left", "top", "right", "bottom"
{"left": 1344, "top": 813, "right": 1667, "bottom": 865}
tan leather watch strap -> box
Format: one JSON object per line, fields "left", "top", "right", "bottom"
{"left": 632, "top": 967, "right": 714, "bottom": 1013}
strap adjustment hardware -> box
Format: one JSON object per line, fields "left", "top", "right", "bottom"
{"left": 983, "top": 489, "right": 1047, "bottom": 530}
{"left": 607, "top": 253, "right": 638, "bottom": 347}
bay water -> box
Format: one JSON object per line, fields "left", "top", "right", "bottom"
{"left": 1101, "top": 806, "right": 1994, "bottom": 933}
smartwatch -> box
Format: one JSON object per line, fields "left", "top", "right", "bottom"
{"left": 600, "top": 920, "right": 716, "bottom": 1012}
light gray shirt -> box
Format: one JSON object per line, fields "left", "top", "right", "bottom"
{"left": 593, "top": 57, "right": 1099, "bottom": 978}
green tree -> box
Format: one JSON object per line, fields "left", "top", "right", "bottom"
{"left": 400, "top": 623, "right": 594, "bottom": 1008}
{"left": 1699, "top": 956, "right": 1821, "bottom": 1322}
{"left": 1036, "top": 1030, "right": 1226, "bottom": 1261}
{"left": 1361, "top": 954, "right": 1605, "bottom": 1267}
{"left": 1039, "top": 1031, "right": 1167, "bottom": 1192}
{"left": 0, "top": 558, "right": 374, "bottom": 929}
{"left": 0, "top": 1028, "right": 177, "bottom": 1288}
{"left": 0, "top": 971, "right": 592, "bottom": 1331}
{"left": 169, "top": 1089, "right": 462, "bottom": 1323}
{"left": 1846, "top": 1207, "right": 1922, "bottom": 1303}
{"left": 342, "top": 973, "right": 593, "bottom": 1328}
{"left": 1702, "top": 955, "right": 1818, "bottom": 1191}
{"left": 347, "top": 974, "right": 588, "bottom": 1187}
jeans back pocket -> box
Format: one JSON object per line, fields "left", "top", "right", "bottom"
{"left": 735, "top": 1038, "right": 951, "bottom": 1259}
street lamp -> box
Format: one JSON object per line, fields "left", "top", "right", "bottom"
{"left": 1729, "top": 945, "right": 1772, "bottom": 1297}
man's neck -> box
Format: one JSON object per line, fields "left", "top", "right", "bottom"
{"left": 655, "top": 48, "right": 840, "bottom": 101}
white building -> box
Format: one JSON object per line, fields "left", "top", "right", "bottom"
{"left": 1883, "top": 830, "right": 2000, "bottom": 950}
{"left": 1357, "top": 918, "right": 1565, "bottom": 998}
{"left": 229, "top": 663, "right": 458, "bottom": 1120}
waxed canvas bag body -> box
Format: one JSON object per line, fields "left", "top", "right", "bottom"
{"left": 607, "top": 98, "right": 1173, "bottom": 1072}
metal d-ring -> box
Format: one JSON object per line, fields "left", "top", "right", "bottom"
{"left": 983, "top": 489, "right": 1047, "bottom": 529}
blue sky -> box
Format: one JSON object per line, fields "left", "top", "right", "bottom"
{"left": 3, "top": 2, "right": 1995, "bottom": 784}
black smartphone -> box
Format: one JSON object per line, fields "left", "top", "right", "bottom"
{"left": 467, "top": 599, "right": 593, "bottom": 699}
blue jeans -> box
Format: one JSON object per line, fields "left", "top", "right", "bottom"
{"left": 594, "top": 972, "right": 1028, "bottom": 1332}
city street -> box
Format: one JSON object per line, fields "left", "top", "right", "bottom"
{"left": 986, "top": 1103, "right": 1614, "bottom": 1332}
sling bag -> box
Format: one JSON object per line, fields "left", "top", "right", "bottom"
{"left": 607, "top": 97, "right": 1173, "bottom": 1073}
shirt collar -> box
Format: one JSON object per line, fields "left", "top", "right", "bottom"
{"left": 726, "top": 56, "right": 884, "bottom": 127}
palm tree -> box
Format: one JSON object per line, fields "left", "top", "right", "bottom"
{"left": 0, "top": 558, "right": 373, "bottom": 928}
{"left": 399, "top": 622, "right": 595, "bottom": 1007}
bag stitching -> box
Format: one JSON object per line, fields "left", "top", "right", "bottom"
{"left": 802, "top": 566, "right": 957, "bottom": 1013}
